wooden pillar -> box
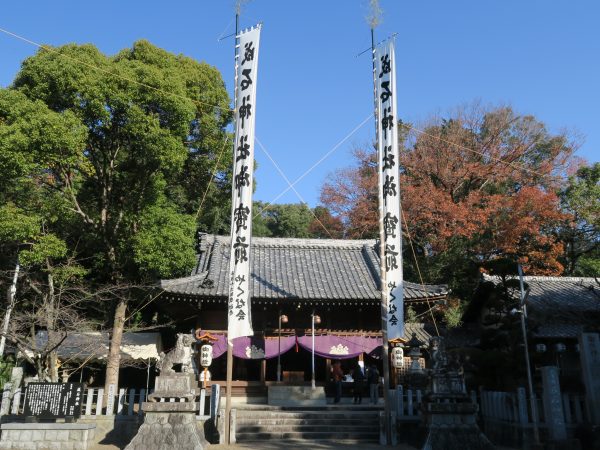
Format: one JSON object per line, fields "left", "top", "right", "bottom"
{"left": 260, "top": 359, "right": 266, "bottom": 383}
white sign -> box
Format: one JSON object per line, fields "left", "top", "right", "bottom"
{"left": 375, "top": 40, "right": 404, "bottom": 340}
{"left": 227, "top": 25, "right": 262, "bottom": 344}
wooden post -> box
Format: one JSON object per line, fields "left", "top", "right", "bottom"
{"left": 138, "top": 388, "right": 146, "bottom": 415}
{"left": 85, "top": 388, "right": 94, "bottom": 416}
{"left": 127, "top": 389, "right": 135, "bottom": 416}
{"left": 96, "top": 388, "right": 104, "bottom": 416}
{"left": 260, "top": 359, "right": 266, "bottom": 383}
{"left": 224, "top": 342, "right": 233, "bottom": 444}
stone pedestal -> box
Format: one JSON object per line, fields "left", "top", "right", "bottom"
{"left": 125, "top": 374, "right": 208, "bottom": 449}
{"left": 124, "top": 406, "right": 207, "bottom": 450}
{"left": 148, "top": 374, "right": 196, "bottom": 402}
{"left": 268, "top": 386, "right": 327, "bottom": 406}
{"left": 422, "top": 400, "right": 494, "bottom": 450}
{"left": 0, "top": 422, "right": 96, "bottom": 450}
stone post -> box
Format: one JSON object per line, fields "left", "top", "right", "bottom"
{"left": 0, "top": 382, "right": 12, "bottom": 416}
{"left": 541, "top": 366, "right": 567, "bottom": 441}
{"left": 579, "top": 332, "right": 600, "bottom": 425}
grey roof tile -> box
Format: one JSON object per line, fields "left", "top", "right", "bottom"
{"left": 161, "top": 234, "right": 448, "bottom": 302}
{"left": 482, "top": 274, "right": 600, "bottom": 316}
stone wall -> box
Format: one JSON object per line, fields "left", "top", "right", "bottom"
{"left": 0, "top": 423, "right": 95, "bottom": 450}
{"left": 78, "top": 416, "right": 142, "bottom": 448}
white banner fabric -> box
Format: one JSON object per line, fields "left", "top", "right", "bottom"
{"left": 227, "top": 25, "right": 261, "bottom": 343}
{"left": 375, "top": 40, "right": 404, "bottom": 340}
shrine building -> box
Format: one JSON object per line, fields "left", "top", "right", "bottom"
{"left": 158, "top": 233, "right": 448, "bottom": 398}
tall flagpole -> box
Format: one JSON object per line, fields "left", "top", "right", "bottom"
{"left": 224, "top": 11, "right": 239, "bottom": 445}
{"left": 372, "top": 27, "right": 392, "bottom": 445}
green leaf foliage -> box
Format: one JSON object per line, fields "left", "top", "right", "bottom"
{"left": 19, "top": 234, "right": 68, "bottom": 267}
{"left": 132, "top": 203, "right": 196, "bottom": 279}
{"left": 1, "top": 40, "right": 232, "bottom": 282}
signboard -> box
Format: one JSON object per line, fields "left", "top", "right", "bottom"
{"left": 375, "top": 40, "right": 404, "bottom": 340}
{"left": 227, "top": 24, "right": 262, "bottom": 344}
{"left": 24, "top": 382, "right": 83, "bottom": 418}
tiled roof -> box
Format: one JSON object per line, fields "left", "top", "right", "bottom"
{"left": 482, "top": 275, "right": 600, "bottom": 338}
{"left": 533, "top": 324, "right": 584, "bottom": 339}
{"left": 482, "top": 274, "right": 600, "bottom": 315}
{"left": 161, "top": 234, "right": 448, "bottom": 302}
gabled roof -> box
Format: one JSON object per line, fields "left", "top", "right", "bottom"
{"left": 482, "top": 274, "right": 600, "bottom": 315}
{"left": 481, "top": 274, "right": 600, "bottom": 337}
{"left": 160, "top": 234, "right": 448, "bottom": 303}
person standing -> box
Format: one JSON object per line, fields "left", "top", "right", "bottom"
{"left": 367, "top": 364, "right": 380, "bottom": 405}
{"left": 352, "top": 361, "right": 366, "bottom": 404}
{"left": 332, "top": 360, "right": 344, "bottom": 404}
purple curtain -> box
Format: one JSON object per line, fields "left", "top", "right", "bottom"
{"left": 205, "top": 334, "right": 295, "bottom": 360}
{"left": 297, "top": 335, "right": 382, "bottom": 359}
{"left": 232, "top": 336, "right": 296, "bottom": 359}
{"left": 206, "top": 334, "right": 382, "bottom": 360}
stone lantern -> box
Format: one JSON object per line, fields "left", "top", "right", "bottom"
{"left": 406, "top": 333, "right": 424, "bottom": 374}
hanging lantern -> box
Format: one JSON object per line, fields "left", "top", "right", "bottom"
{"left": 535, "top": 343, "right": 547, "bottom": 353}
{"left": 200, "top": 344, "right": 213, "bottom": 367}
{"left": 555, "top": 343, "right": 566, "bottom": 353}
{"left": 391, "top": 346, "right": 404, "bottom": 369}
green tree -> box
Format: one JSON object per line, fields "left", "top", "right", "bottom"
{"left": 253, "top": 203, "right": 314, "bottom": 238}
{"left": 0, "top": 40, "right": 231, "bottom": 390}
{"left": 559, "top": 162, "right": 600, "bottom": 275}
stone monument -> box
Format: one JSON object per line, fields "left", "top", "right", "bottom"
{"left": 125, "top": 333, "right": 207, "bottom": 450}
{"left": 0, "top": 382, "right": 96, "bottom": 450}
{"left": 421, "top": 337, "right": 494, "bottom": 450}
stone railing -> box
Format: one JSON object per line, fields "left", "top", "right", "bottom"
{"left": 1, "top": 384, "right": 220, "bottom": 419}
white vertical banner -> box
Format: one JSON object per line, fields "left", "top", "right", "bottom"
{"left": 227, "top": 25, "right": 261, "bottom": 344}
{"left": 375, "top": 40, "right": 404, "bottom": 340}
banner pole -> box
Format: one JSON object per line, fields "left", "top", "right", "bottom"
{"left": 224, "top": 12, "right": 239, "bottom": 445}
{"left": 372, "top": 27, "right": 392, "bottom": 445}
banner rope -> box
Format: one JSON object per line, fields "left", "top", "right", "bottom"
{"left": 255, "top": 136, "right": 334, "bottom": 238}
{"left": 400, "top": 203, "right": 440, "bottom": 336}
{"left": 195, "top": 136, "right": 231, "bottom": 219}
{"left": 255, "top": 113, "right": 374, "bottom": 218}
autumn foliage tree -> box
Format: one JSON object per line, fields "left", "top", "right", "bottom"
{"left": 321, "top": 104, "right": 579, "bottom": 291}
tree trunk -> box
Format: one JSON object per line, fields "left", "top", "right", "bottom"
{"left": 104, "top": 299, "right": 127, "bottom": 400}
{"left": 46, "top": 268, "right": 59, "bottom": 382}
{"left": 48, "top": 350, "right": 59, "bottom": 382}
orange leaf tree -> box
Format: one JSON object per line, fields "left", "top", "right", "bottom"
{"left": 320, "top": 105, "right": 578, "bottom": 295}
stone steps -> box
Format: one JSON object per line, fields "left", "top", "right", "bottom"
{"left": 237, "top": 418, "right": 374, "bottom": 426}
{"left": 234, "top": 408, "right": 380, "bottom": 443}
{"left": 238, "top": 424, "right": 376, "bottom": 432}
{"left": 235, "top": 411, "right": 380, "bottom": 419}
{"left": 236, "top": 431, "right": 379, "bottom": 441}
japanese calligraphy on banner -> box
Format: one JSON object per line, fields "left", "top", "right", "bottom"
{"left": 227, "top": 25, "right": 261, "bottom": 344}
{"left": 375, "top": 40, "right": 404, "bottom": 340}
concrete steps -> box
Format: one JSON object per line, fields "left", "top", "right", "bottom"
{"left": 234, "top": 407, "right": 381, "bottom": 443}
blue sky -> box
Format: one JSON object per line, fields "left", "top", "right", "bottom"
{"left": 1, "top": 1, "right": 598, "bottom": 206}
